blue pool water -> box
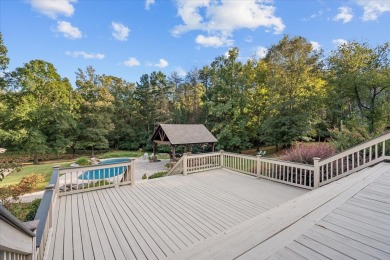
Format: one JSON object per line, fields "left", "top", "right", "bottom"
{"left": 78, "top": 158, "right": 130, "bottom": 180}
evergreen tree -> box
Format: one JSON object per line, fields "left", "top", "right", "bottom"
{"left": 75, "top": 67, "right": 114, "bottom": 156}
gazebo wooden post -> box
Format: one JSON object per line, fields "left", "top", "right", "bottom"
{"left": 152, "top": 142, "right": 157, "bottom": 156}
{"left": 212, "top": 143, "right": 215, "bottom": 152}
{"left": 172, "top": 145, "right": 176, "bottom": 162}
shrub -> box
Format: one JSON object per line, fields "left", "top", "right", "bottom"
{"left": 148, "top": 171, "right": 167, "bottom": 179}
{"left": 280, "top": 143, "right": 336, "bottom": 165}
{"left": 75, "top": 157, "right": 91, "bottom": 166}
{"left": 329, "top": 127, "right": 372, "bottom": 152}
{"left": 142, "top": 173, "right": 147, "bottom": 179}
{"left": 24, "top": 198, "right": 41, "bottom": 221}
{"left": 0, "top": 174, "right": 45, "bottom": 208}
{"left": 164, "top": 162, "right": 175, "bottom": 169}
{"left": 7, "top": 198, "right": 41, "bottom": 221}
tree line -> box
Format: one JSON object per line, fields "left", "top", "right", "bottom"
{"left": 0, "top": 33, "right": 389, "bottom": 162}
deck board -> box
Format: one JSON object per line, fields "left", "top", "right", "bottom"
{"left": 47, "top": 168, "right": 307, "bottom": 259}
{"left": 70, "top": 195, "right": 83, "bottom": 260}
{"left": 261, "top": 163, "right": 390, "bottom": 260}
{"left": 76, "top": 194, "right": 94, "bottom": 260}
{"left": 82, "top": 191, "right": 105, "bottom": 260}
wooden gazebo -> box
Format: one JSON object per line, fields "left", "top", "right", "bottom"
{"left": 151, "top": 124, "right": 218, "bottom": 160}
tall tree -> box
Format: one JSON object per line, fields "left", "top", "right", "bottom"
{"left": 168, "top": 72, "right": 183, "bottom": 124}
{"left": 262, "top": 35, "right": 326, "bottom": 148}
{"left": 2, "top": 60, "right": 76, "bottom": 163}
{"left": 75, "top": 67, "right": 114, "bottom": 156}
{"left": 103, "top": 75, "right": 138, "bottom": 149}
{"left": 206, "top": 48, "right": 252, "bottom": 150}
{"left": 327, "top": 41, "right": 390, "bottom": 132}
{"left": 0, "top": 33, "right": 9, "bottom": 87}
{"left": 0, "top": 33, "right": 10, "bottom": 143}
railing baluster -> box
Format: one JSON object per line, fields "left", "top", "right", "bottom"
{"left": 369, "top": 147, "right": 372, "bottom": 162}
{"left": 330, "top": 161, "right": 333, "bottom": 178}
{"left": 375, "top": 144, "right": 378, "bottom": 159}
{"left": 383, "top": 141, "right": 386, "bottom": 157}
{"left": 300, "top": 169, "right": 303, "bottom": 185}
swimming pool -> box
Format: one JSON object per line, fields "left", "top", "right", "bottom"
{"left": 78, "top": 158, "right": 131, "bottom": 180}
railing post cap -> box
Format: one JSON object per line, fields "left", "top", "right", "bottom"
{"left": 313, "top": 157, "right": 321, "bottom": 160}
{"left": 53, "top": 165, "right": 60, "bottom": 169}
{"left": 256, "top": 155, "right": 261, "bottom": 158}
{"left": 45, "top": 184, "right": 55, "bottom": 190}
{"left": 220, "top": 150, "right": 224, "bottom": 153}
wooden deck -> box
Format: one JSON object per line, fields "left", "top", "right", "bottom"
{"left": 264, "top": 163, "right": 390, "bottom": 260}
{"left": 46, "top": 168, "right": 307, "bottom": 260}
{"left": 170, "top": 163, "right": 390, "bottom": 260}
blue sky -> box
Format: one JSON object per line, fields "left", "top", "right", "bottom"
{"left": 1, "top": 0, "right": 390, "bottom": 86}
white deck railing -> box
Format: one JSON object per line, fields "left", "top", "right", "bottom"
{"left": 166, "top": 156, "right": 184, "bottom": 176}
{"left": 57, "top": 160, "right": 135, "bottom": 196}
{"left": 317, "top": 132, "right": 390, "bottom": 186}
{"left": 186, "top": 152, "right": 221, "bottom": 174}
{"left": 167, "top": 132, "right": 389, "bottom": 189}
{"left": 257, "top": 157, "right": 316, "bottom": 189}
{"left": 223, "top": 152, "right": 257, "bottom": 176}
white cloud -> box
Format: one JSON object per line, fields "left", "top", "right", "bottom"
{"left": 56, "top": 21, "right": 82, "bottom": 39}
{"left": 154, "top": 59, "right": 169, "bottom": 68}
{"left": 28, "top": 0, "right": 76, "bottom": 19}
{"left": 195, "top": 34, "right": 233, "bottom": 47}
{"left": 145, "top": 0, "right": 155, "bottom": 10}
{"left": 310, "top": 41, "right": 321, "bottom": 51}
{"left": 123, "top": 57, "right": 140, "bottom": 67}
{"left": 255, "top": 46, "right": 268, "bottom": 59}
{"left": 175, "top": 67, "right": 187, "bottom": 77}
{"left": 172, "top": 0, "right": 285, "bottom": 48}
{"left": 332, "top": 38, "right": 348, "bottom": 47}
{"left": 65, "top": 51, "right": 104, "bottom": 59}
{"left": 355, "top": 0, "right": 390, "bottom": 21}
{"left": 333, "top": 6, "right": 353, "bottom": 23}
{"left": 112, "top": 22, "right": 130, "bottom": 41}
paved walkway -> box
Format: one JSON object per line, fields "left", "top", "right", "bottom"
{"left": 134, "top": 158, "right": 170, "bottom": 180}
{"left": 20, "top": 157, "right": 170, "bottom": 202}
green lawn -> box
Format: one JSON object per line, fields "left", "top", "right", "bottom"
{"left": 98, "top": 150, "right": 170, "bottom": 160}
{"left": 98, "top": 150, "right": 144, "bottom": 159}
{"left": 0, "top": 161, "right": 72, "bottom": 191}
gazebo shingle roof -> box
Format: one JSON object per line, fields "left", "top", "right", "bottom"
{"left": 152, "top": 124, "right": 217, "bottom": 145}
